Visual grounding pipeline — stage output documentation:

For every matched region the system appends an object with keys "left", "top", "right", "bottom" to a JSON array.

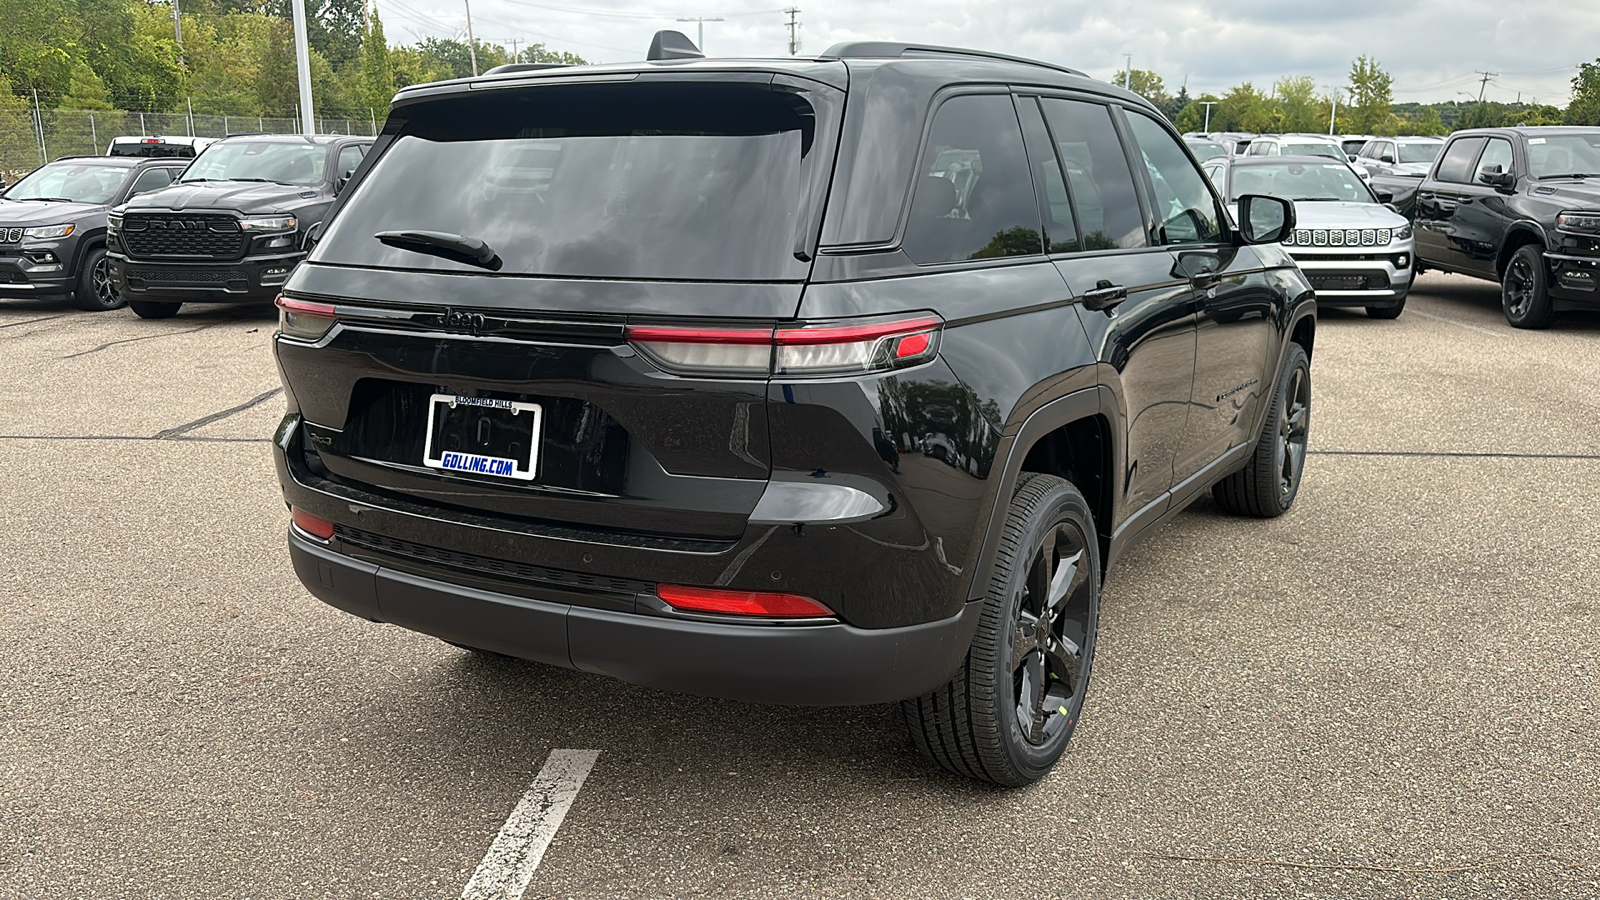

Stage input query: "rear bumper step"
[{"left": 289, "top": 528, "right": 981, "bottom": 706}]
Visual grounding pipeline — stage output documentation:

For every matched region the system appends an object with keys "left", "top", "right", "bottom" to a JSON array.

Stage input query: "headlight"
[
  {"left": 1556, "top": 211, "right": 1600, "bottom": 234},
  {"left": 1394, "top": 224, "right": 1412, "bottom": 241},
  {"left": 239, "top": 215, "right": 297, "bottom": 233},
  {"left": 107, "top": 213, "right": 122, "bottom": 234},
  {"left": 22, "top": 223, "right": 74, "bottom": 239}
]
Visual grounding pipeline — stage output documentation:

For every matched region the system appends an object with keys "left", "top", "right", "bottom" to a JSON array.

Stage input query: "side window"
[
  {"left": 1474, "top": 138, "right": 1514, "bottom": 182},
  {"left": 336, "top": 145, "right": 365, "bottom": 180},
  {"left": 1039, "top": 98, "right": 1147, "bottom": 250},
  {"left": 1124, "top": 112, "right": 1226, "bottom": 245},
  {"left": 902, "top": 94, "right": 1043, "bottom": 265},
  {"left": 126, "top": 167, "right": 173, "bottom": 198},
  {"left": 1015, "top": 97, "right": 1079, "bottom": 253},
  {"left": 1203, "top": 164, "right": 1224, "bottom": 190},
  {"left": 1435, "top": 137, "right": 1486, "bottom": 184},
  {"left": 1381, "top": 142, "right": 1397, "bottom": 162}
]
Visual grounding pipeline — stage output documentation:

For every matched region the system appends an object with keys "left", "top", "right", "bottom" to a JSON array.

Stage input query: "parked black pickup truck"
[
  {"left": 1410, "top": 126, "right": 1600, "bottom": 328},
  {"left": 107, "top": 133, "right": 371, "bottom": 319}
]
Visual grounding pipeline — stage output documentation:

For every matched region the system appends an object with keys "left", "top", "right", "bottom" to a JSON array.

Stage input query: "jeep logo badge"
[{"left": 446, "top": 310, "right": 487, "bottom": 335}]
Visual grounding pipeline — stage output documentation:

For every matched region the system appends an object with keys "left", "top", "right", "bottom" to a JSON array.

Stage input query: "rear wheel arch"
[
  {"left": 1017, "top": 415, "right": 1113, "bottom": 566},
  {"left": 1289, "top": 310, "right": 1315, "bottom": 359}
]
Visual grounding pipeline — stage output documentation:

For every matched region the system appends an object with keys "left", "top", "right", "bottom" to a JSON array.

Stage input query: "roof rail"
[
  {"left": 817, "top": 42, "right": 1085, "bottom": 77},
  {"left": 482, "top": 62, "right": 570, "bottom": 75}
]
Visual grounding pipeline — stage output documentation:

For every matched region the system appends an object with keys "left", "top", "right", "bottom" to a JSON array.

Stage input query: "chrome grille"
[
  {"left": 0, "top": 227, "right": 22, "bottom": 244},
  {"left": 1286, "top": 227, "right": 1395, "bottom": 247},
  {"left": 122, "top": 214, "right": 246, "bottom": 260}
]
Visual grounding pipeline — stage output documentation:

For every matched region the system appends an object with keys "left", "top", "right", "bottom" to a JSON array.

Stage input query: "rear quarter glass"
[{"left": 313, "top": 82, "right": 837, "bottom": 282}]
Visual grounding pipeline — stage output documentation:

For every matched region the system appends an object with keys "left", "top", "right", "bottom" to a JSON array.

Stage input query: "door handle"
[{"left": 1082, "top": 280, "right": 1128, "bottom": 312}]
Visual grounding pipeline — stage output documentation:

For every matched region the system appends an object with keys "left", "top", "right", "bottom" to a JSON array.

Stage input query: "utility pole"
[
  {"left": 784, "top": 7, "right": 801, "bottom": 56},
  {"left": 464, "top": 0, "right": 478, "bottom": 75},
  {"left": 290, "top": 0, "right": 316, "bottom": 135},
  {"left": 510, "top": 38, "right": 519, "bottom": 64},
  {"left": 1329, "top": 90, "right": 1338, "bottom": 135},
  {"left": 676, "top": 16, "right": 724, "bottom": 52},
  {"left": 1124, "top": 54, "right": 1132, "bottom": 90},
  {"left": 1475, "top": 70, "right": 1497, "bottom": 103},
  {"left": 1199, "top": 100, "right": 1216, "bottom": 132},
  {"left": 171, "top": 0, "right": 185, "bottom": 68}
]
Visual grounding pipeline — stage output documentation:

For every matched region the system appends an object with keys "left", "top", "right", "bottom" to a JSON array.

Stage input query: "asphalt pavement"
[{"left": 1, "top": 274, "right": 1597, "bottom": 899}]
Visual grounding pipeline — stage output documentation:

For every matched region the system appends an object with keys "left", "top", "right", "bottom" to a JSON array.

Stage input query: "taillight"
[
  {"left": 624, "top": 314, "right": 941, "bottom": 378},
  {"left": 656, "top": 584, "right": 834, "bottom": 619},
  {"left": 290, "top": 506, "right": 335, "bottom": 540},
  {"left": 275, "top": 294, "right": 337, "bottom": 342}
]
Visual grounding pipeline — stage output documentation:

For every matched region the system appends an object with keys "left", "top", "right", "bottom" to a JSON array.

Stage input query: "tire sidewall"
[
  {"left": 1268, "top": 345, "right": 1311, "bottom": 513},
  {"left": 76, "top": 247, "right": 123, "bottom": 311},
  {"left": 985, "top": 479, "right": 1100, "bottom": 781},
  {"left": 1502, "top": 245, "right": 1548, "bottom": 327}
]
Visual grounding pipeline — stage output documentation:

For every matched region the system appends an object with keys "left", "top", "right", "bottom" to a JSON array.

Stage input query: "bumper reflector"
[
  {"left": 656, "top": 584, "right": 834, "bottom": 619},
  {"left": 290, "top": 506, "right": 335, "bottom": 540}
]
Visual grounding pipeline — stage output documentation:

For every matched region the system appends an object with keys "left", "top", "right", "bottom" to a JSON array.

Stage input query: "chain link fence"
[{"left": 1, "top": 108, "right": 380, "bottom": 181}]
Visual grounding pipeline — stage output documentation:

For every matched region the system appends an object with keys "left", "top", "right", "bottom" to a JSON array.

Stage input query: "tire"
[
  {"left": 129, "top": 300, "right": 181, "bottom": 319},
  {"left": 902, "top": 473, "right": 1100, "bottom": 786},
  {"left": 1212, "top": 343, "right": 1311, "bottom": 518},
  {"left": 1501, "top": 244, "right": 1555, "bottom": 329},
  {"left": 72, "top": 247, "right": 124, "bottom": 311},
  {"left": 1366, "top": 294, "right": 1406, "bottom": 319}
]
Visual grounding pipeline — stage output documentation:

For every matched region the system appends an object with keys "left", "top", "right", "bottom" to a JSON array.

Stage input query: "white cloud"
[{"left": 389, "top": 0, "right": 1594, "bottom": 105}]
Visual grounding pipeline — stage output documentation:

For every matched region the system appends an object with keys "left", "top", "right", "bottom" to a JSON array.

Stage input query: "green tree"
[
  {"left": 1217, "top": 82, "right": 1273, "bottom": 132},
  {"left": 359, "top": 9, "right": 394, "bottom": 113},
  {"left": 1407, "top": 106, "right": 1447, "bottom": 135},
  {"left": 1174, "top": 92, "right": 1220, "bottom": 133},
  {"left": 1346, "top": 56, "right": 1394, "bottom": 133},
  {"left": 1274, "top": 76, "right": 1319, "bottom": 132},
  {"left": 60, "top": 62, "right": 113, "bottom": 109},
  {"left": 1568, "top": 59, "right": 1600, "bottom": 125}
]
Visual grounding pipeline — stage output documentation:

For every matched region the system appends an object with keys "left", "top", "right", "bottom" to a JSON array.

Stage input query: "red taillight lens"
[
  {"left": 275, "top": 294, "right": 337, "bottom": 342},
  {"left": 656, "top": 584, "right": 834, "bottom": 619},
  {"left": 290, "top": 506, "right": 335, "bottom": 540},
  {"left": 624, "top": 314, "right": 940, "bottom": 378}
]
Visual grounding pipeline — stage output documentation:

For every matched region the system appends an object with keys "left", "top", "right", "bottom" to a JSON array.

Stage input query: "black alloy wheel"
[
  {"left": 904, "top": 473, "right": 1100, "bottom": 786},
  {"left": 1213, "top": 343, "right": 1312, "bottom": 517},
  {"left": 1501, "top": 244, "right": 1555, "bottom": 329},
  {"left": 73, "top": 248, "right": 125, "bottom": 311},
  {"left": 129, "top": 300, "right": 181, "bottom": 320}
]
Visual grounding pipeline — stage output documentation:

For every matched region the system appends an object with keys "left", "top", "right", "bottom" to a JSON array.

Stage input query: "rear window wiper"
[{"left": 375, "top": 230, "right": 503, "bottom": 271}]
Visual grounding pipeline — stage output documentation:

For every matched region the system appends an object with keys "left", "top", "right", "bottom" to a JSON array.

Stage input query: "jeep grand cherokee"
[{"left": 272, "top": 35, "right": 1315, "bottom": 785}]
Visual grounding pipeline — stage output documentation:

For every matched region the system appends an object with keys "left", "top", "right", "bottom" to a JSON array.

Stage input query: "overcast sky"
[{"left": 376, "top": 0, "right": 1595, "bottom": 106}]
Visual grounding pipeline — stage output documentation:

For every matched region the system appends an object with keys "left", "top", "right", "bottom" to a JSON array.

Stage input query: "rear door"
[{"left": 1031, "top": 95, "right": 1196, "bottom": 521}]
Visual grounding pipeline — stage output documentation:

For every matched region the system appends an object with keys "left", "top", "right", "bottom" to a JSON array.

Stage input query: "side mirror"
[
  {"left": 1478, "top": 165, "right": 1515, "bottom": 189},
  {"left": 1376, "top": 191, "right": 1395, "bottom": 203},
  {"left": 304, "top": 221, "right": 324, "bottom": 250},
  {"left": 335, "top": 169, "right": 355, "bottom": 193},
  {"left": 1237, "top": 194, "right": 1296, "bottom": 245},
  {"left": 1379, "top": 153, "right": 1395, "bottom": 164}
]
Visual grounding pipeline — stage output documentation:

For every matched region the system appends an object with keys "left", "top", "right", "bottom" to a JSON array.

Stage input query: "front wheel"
[
  {"left": 1213, "top": 343, "right": 1311, "bottom": 517},
  {"left": 129, "top": 300, "right": 181, "bottom": 320},
  {"left": 73, "top": 248, "right": 124, "bottom": 311},
  {"left": 903, "top": 473, "right": 1099, "bottom": 786},
  {"left": 1502, "top": 244, "right": 1554, "bottom": 329}
]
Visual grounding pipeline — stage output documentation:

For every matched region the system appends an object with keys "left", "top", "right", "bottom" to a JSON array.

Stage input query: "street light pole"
[
  {"left": 290, "top": 0, "right": 316, "bottom": 135},
  {"left": 676, "top": 16, "right": 724, "bottom": 52},
  {"left": 1200, "top": 100, "right": 1216, "bottom": 132}
]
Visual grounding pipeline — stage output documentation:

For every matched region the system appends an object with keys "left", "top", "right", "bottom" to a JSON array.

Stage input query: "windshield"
[
  {"left": 1227, "top": 161, "right": 1374, "bottom": 202},
  {"left": 1187, "top": 141, "right": 1228, "bottom": 162},
  {"left": 181, "top": 141, "right": 327, "bottom": 186},
  {"left": 1397, "top": 142, "right": 1442, "bottom": 164},
  {"left": 3, "top": 161, "right": 135, "bottom": 204},
  {"left": 1527, "top": 132, "right": 1600, "bottom": 178},
  {"left": 316, "top": 82, "right": 831, "bottom": 281},
  {"left": 1282, "top": 142, "right": 1345, "bottom": 160}
]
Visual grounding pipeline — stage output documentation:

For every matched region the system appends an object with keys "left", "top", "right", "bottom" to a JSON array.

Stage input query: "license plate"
[
  {"left": 1313, "top": 275, "right": 1367, "bottom": 290},
  {"left": 422, "top": 394, "right": 542, "bottom": 481}
]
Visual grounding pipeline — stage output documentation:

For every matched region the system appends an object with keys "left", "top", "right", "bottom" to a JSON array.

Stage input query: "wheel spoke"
[
  {"left": 1010, "top": 616, "right": 1037, "bottom": 670},
  {"left": 1046, "top": 548, "right": 1082, "bottom": 616},
  {"left": 1016, "top": 652, "right": 1046, "bottom": 743}
]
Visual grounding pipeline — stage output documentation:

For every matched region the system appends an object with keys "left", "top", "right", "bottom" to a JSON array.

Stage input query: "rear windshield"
[
  {"left": 1282, "top": 142, "right": 1344, "bottom": 160},
  {"left": 314, "top": 82, "right": 825, "bottom": 281},
  {"left": 110, "top": 141, "right": 197, "bottom": 158}
]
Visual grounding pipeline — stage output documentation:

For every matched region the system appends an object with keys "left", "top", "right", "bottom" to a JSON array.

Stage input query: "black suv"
[
  {"left": 108, "top": 133, "right": 371, "bottom": 319},
  {"left": 0, "top": 156, "right": 190, "bottom": 310},
  {"left": 273, "top": 37, "right": 1314, "bottom": 785},
  {"left": 1413, "top": 127, "right": 1600, "bottom": 327}
]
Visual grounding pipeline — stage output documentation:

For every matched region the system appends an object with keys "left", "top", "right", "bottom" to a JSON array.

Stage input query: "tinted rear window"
[{"left": 315, "top": 83, "right": 827, "bottom": 281}]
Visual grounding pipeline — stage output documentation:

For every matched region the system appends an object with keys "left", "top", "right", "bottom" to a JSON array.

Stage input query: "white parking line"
[
  {"left": 1408, "top": 309, "right": 1508, "bottom": 338},
  {"left": 462, "top": 749, "right": 601, "bottom": 900}
]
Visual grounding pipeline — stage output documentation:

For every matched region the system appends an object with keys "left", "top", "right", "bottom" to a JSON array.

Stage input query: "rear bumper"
[
  {"left": 288, "top": 527, "right": 981, "bottom": 705},
  {"left": 108, "top": 251, "right": 300, "bottom": 303}
]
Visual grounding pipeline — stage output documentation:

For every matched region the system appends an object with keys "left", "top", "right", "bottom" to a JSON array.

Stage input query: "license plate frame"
[{"left": 421, "top": 393, "right": 543, "bottom": 482}]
